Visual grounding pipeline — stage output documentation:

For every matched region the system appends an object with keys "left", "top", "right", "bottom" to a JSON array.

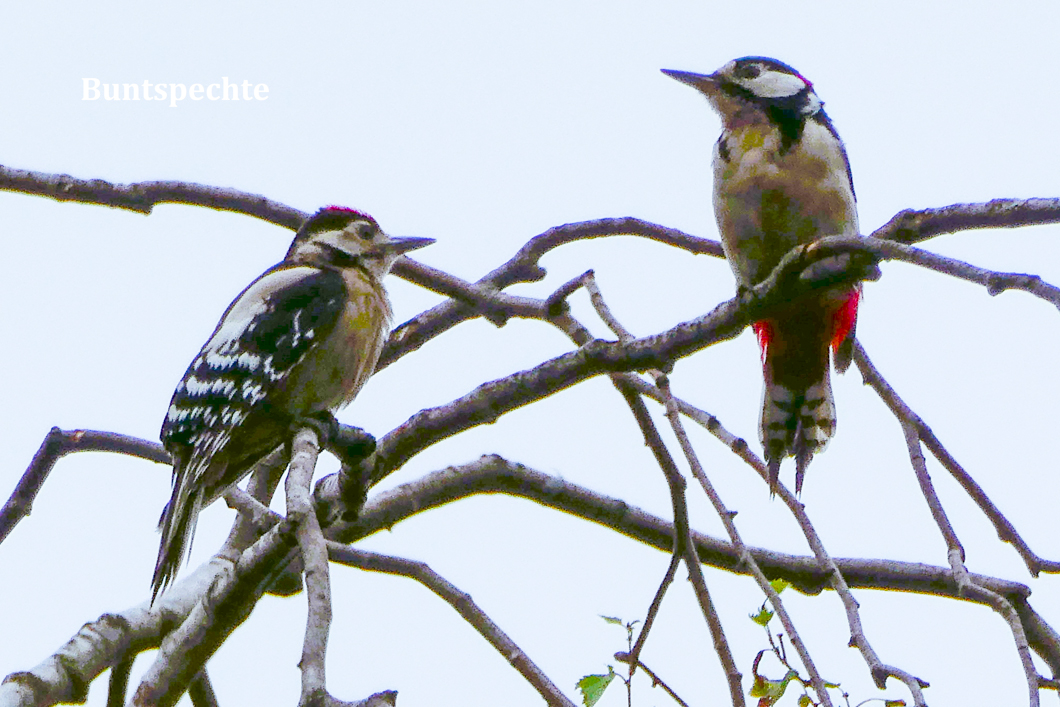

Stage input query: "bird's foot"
[
  {"left": 289, "top": 413, "right": 376, "bottom": 467},
  {"left": 291, "top": 411, "right": 340, "bottom": 450},
  {"left": 329, "top": 424, "right": 377, "bottom": 468}
]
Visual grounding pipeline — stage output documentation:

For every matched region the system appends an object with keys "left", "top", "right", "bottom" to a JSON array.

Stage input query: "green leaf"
[
  {"left": 884, "top": 701, "right": 907, "bottom": 707},
  {"left": 797, "top": 695, "right": 814, "bottom": 707},
  {"left": 577, "top": 671, "right": 616, "bottom": 707},
  {"left": 599, "top": 615, "right": 624, "bottom": 626},
  {"left": 749, "top": 675, "right": 774, "bottom": 699},
  {"left": 769, "top": 579, "right": 792, "bottom": 594},
  {"left": 750, "top": 670, "right": 797, "bottom": 704},
  {"left": 751, "top": 606, "right": 774, "bottom": 626}
]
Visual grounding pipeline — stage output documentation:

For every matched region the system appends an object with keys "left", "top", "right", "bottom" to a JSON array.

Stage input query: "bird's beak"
[
  {"left": 661, "top": 69, "right": 718, "bottom": 92},
  {"left": 385, "top": 236, "right": 436, "bottom": 255}
]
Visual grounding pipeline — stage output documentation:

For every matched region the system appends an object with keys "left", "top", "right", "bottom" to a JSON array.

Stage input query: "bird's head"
[
  {"left": 287, "top": 206, "right": 434, "bottom": 278},
  {"left": 662, "top": 57, "right": 822, "bottom": 126}
]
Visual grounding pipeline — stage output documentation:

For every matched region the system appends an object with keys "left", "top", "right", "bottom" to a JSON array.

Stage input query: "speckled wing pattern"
[{"left": 154, "top": 264, "right": 347, "bottom": 596}]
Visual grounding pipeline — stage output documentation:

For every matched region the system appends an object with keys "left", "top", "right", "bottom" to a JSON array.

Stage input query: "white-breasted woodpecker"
[
  {"left": 663, "top": 57, "right": 861, "bottom": 494},
  {"left": 153, "top": 206, "right": 433, "bottom": 599}
]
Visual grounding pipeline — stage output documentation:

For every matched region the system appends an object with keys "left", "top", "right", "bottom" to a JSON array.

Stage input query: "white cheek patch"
[{"left": 744, "top": 71, "right": 807, "bottom": 98}]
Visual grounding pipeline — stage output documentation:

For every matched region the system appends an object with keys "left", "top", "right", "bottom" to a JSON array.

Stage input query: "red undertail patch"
[
  {"left": 831, "top": 287, "right": 861, "bottom": 352},
  {"left": 752, "top": 320, "right": 773, "bottom": 366}
]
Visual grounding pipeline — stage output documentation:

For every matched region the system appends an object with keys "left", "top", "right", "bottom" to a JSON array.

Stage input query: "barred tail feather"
[
  {"left": 760, "top": 376, "right": 836, "bottom": 494},
  {"left": 152, "top": 469, "right": 203, "bottom": 603}
]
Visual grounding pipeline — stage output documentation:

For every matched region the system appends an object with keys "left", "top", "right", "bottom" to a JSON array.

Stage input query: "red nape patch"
[
  {"left": 831, "top": 287, "right": 861, "bottom": 351},
  {"left": 321, "top": 205, "right": 374, "bottom": 222},
  {"left": 752, "top": 320, "right": 772, "bottom": 366}
]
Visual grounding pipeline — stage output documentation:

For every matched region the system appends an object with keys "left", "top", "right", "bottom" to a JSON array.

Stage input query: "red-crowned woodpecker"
[
  {"left": 663, "top": 57, "right": 861, "bottom": 493},
  {"left": 153, "top": 206, "right": 433, "bottom": 598}
]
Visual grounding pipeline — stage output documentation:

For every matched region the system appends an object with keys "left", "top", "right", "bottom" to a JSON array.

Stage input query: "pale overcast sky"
[{"left": 2, "top": 1, "right": 1059, "bottom": 705}]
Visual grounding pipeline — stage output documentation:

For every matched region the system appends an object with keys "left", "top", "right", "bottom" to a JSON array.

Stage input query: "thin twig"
[
  {"left": 614, "top": 383, "right": 745, "bottom": 706},
  {"left": 551, "top": 272, "right": 685, "bottom": 677},
  {"left": 543, "top": 269, "right": 596, "bottom": 315},
  {"left": 626, "top": 553, "right": 681, "bottom": 672},
  {"left": 656, "top": 375, "right": 832, "bottom": 706},
  {"left": 617, "top": 383, "right": 930, "bottom": 702},
  {"left": 580, "top": 272, "right": 636, "bottom": 342},
  {"left": 901, "top": 424, "right": 965, "bottom": 565},
  {"left": 391, "top": 257, "right": 544, "bottom": 324},
  {"left": 902, "top": 423, "right": 1041, "bottom": 706},
  {"left": 614, "top": 653, "right": 692, "bottom": 707},
  {"left": 854, "top": 341, "right": 1060, "bottom": 575},
  {"left": 326, "top": 545, "right": 576, "bottom": 707}
]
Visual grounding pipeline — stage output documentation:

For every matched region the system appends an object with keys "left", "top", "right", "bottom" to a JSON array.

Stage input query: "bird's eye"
[
  {"left": 359, "top": 224, "right": 378, "bottom": 241},
  {"left": 735, "top": 63, "right": 762, "bottom": 80}
]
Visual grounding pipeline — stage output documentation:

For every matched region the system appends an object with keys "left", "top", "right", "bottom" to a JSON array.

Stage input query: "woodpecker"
[
  {"left": 153, "top": 206, "right": 433, "bottom": 599},
  {"left": 663, "top": 57, "right": 861, "bottom": 494}
]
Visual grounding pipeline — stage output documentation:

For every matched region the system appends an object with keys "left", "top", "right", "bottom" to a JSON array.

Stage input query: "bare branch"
[
  {"left": 132, "top": 527, "right": 299, "bottom": 706},
  {"left": 872, "top": 198, "right": 1060, "bottom": 245},
  {"left": 0, "top": 163, "right": 306, "bottom": 229},
  {"left": 627, "top": 553, "right": 681, "bottom": 672},
  {"left": 380, "top": 217, "right": 722, "bottom": 369},
  {"left": 614, "top": 652, "right": 691, "bottom": 707},
  {"left": 339, "top": 458, "right": 945, "bottom": 702},
  {"left": 614, "top": 381, "right": 746, "bottom": 707},
  {"left": 187, "top": 672, "right": 219, "bottom": 707},
  {"left": 854, "top": 341, "right": 1060, "bottom": 575},
  {"left": 548, "top": 304, "right": 925, "bottom": 705},
  {"left": 1, "top": 428, "right": 169, "bottom": 547},
  {"left": 0, "top": 557, "right": 232, "bottom": 707},
  {"left": 5, "top": 458, "right": 1055, "bottom": 707},
  {"left": 657, "top": 375, "right": 831, "bottom": 706},
  {"left": 901, "top": 424, "right": 965, "bottom": 564},
  {"left": 225, "top": 486, "right": 573, "bottom": 705},
  {"left": 106, "top": 659, "right": 133, "bottom": 707},
  {"left": 390, "top": 257, "right": 544, "bottom": 324},
  {"left": 327, "top": 545, "right": 575, "bottom": 707},
  {"left": 286, "top": 428, "right": 332, "bottom": 706},
  {"left": 902, "top": 422, "right": 1044, "bottom": 705},
  {"left": 347, "top": 295, "right": 750, "bottom": 492}
]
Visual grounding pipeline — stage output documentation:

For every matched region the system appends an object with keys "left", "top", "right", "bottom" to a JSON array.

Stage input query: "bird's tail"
[
  {"left": 753, "top": 315, "right": 837, "bottom": 495},
  {"left": 152, "top": 465, "right": 202, "bottom": 604},
  {"left": 760, "top": 374, "right": 836, "bottom": 494}
]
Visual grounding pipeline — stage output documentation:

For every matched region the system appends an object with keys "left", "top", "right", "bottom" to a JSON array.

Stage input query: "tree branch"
[
  {"left": 327, "top": 545, "right": 576, "bottom": 707},
  {"left": 871, "top": 198, "right": 1060, "bottom": 245},
  {"left": 6, "top": 457, "right": 1056, "bottom": 707},
  {"left": 854, "top": 341, "right": 1060, "bottom": 575},
  {"left": 0, "top": 163, "right": 306, "bottom": 229},
  {"left": 286, "top": 427, "right": 333, "bottom": 706},
  {"left": 1, "top": 428, "right": 170, "bottom": 548}
]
